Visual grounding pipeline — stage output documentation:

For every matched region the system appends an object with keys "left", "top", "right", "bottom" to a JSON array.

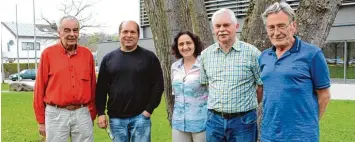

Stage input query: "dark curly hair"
[{"left": 172, "top": 31, "right": 203, "bottom": 59}]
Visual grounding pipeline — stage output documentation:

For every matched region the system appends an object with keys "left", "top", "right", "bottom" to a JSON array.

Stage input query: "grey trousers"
[
  {"left": 172, "top": 129, "right": 206, "bottom": 142},
  {"left": 45, "top": 105, "right": 93, "bottom": 142}
]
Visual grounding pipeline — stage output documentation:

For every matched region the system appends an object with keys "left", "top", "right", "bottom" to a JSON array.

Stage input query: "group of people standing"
[{"left": 33, "top": 2, "right": 331, "bottom": 142}]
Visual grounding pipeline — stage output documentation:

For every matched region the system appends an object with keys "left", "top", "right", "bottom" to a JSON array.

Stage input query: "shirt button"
[
  {"left": 72, "top": 76, "right": 74, "bottom": 78},
  {"left": 72, "top": 86, "right": 74, "bottom": 88}
]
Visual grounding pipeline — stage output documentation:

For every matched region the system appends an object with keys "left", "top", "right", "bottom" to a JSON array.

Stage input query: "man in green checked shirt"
[{"left": 200, "top": 8, "right": 263, "bottom": 142}]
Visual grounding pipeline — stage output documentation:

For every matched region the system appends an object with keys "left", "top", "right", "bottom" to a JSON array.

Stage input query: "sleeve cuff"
[
  {"left": 97, "top": 111, "right": 105, "bottom": 116},
  {"left": 36, "top": 116, "right": 45, "bottom": 124},
  {"left": 316, "top": 83, "right": 331, "bottom": 90},
  {"left": 256, "top": 78, "right": 263, "bottom": 85},
  {"left": 146, "top": 105, "right": 154, "bottom": 114}
]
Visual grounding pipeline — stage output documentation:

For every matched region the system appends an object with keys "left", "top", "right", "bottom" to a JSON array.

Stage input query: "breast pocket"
[
  {"left": 230, "top": 61, "right": 252, "bottom": 81},
  {"left": 80, "top": 71, "right": 92, "bottom": 94}
]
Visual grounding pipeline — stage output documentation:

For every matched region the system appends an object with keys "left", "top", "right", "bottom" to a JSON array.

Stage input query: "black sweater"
[{"left": 95, "top": 46, "right": 164, "bottom": 118}]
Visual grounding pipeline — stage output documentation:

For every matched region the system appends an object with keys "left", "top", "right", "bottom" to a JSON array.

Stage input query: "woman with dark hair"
[{"left": 171, "top": 31, "right": 208, "bottom": 142}]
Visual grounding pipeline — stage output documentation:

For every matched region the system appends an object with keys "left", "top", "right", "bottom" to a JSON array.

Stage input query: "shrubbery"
[{"left": 3, "top": 63, "right": 37, "bottom": 78}]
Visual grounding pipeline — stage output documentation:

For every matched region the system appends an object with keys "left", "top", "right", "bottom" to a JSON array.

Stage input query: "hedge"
[{"left": 3, "top": 63, "right": 37, "bottom": 78}]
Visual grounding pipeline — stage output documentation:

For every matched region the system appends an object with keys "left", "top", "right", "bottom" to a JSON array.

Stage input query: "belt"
[
  {"left": 47, "top": 104, "right": 87, "bottom": 111},
  {"left": 209, "top": 109, "right": 254, "bottom": 119}
]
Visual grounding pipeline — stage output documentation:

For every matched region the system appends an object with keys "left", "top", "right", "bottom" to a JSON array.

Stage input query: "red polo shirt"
[{"left": 33, "top": 43, "right": 97, "bottom": 124}]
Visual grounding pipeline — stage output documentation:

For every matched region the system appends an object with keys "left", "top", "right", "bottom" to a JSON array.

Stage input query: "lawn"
[
  {"left": 2, "top": 83, "right": 355, "bottom": 142},
  {"left": 328, "top": 65, "right": 355, "bottom": 79},
  {"left": 1, "top": 83, "right": 9, "bottom": 91},
  {"left": 1, "top": 84, "right": 171, "bottom": 142}
]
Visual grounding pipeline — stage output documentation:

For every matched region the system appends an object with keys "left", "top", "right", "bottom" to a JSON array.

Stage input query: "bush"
[{"left": 3, "top": 63, "right": 37, "bottom": 78}]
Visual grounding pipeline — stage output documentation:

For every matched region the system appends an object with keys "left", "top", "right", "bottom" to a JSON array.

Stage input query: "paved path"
[{"left": 329, "top": 84, "right": 355, "bottom": 100}]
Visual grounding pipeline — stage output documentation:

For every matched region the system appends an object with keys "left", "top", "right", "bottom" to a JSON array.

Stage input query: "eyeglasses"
[
  {"left": 266, "top": 22, "right": 292, "bottom": 33},
  {"left": 105, "top": 127, "right": 115, "bottom": 140}
]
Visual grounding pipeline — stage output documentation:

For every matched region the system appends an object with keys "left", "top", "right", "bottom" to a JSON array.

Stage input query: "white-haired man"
[
  {"left": 200, "top": 8, "right": 263, "bottom": 142},
  {"left": 259, "top": 2, "right": 331, "bottom": 141},
  {"left": 33, "top": 15, "right": 96, "bottom": 142}
]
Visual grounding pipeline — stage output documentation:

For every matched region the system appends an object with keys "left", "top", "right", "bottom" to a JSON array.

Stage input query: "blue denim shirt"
[
  {"left": 259, "top": 36, "right": 330, "bottom": 141},
  {"left": 171, "top": 56, "right": 208, "bottom": 132}
]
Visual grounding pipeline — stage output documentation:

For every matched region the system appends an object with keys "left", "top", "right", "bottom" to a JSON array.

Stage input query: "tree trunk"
[
  {"left": 241, "top": 0, "right": 279, "bottom": 51},
  {"left": 241, "top": 0, "right": 341, "bottom": 141},
  {"left": 166, "top": 0, "right": 193, "bottom": 37},
  {"left": 188, "top": 0, "right": 214, "bottom": 48},
  {"left": 335, "top": 43, "right": 338, "bottom": 59},
  {"left": 143, "top": 0, "right": 174, "bottom": 126},
  {"left": 296, "top": 0, "right": 342, "bottom": 48},
  {"left": 240, "top": 0, "right": 280, "bottom": 140},
  {"left": 346, "top": 43, "right": 350, "bottom": 69},
  {"left": 143, "top": 0, "right": 201, "bottom": 126}
]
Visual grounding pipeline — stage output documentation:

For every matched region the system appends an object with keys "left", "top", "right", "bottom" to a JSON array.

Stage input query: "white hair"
[
  {"left": 57, "top": 15, "right": 80, "bottom": 31},
  {"left": 211, "top": 8, "right": 238, "bottom": 25},
  {"left": 261, "top": 2, "right": 296, "bottom": 25}
]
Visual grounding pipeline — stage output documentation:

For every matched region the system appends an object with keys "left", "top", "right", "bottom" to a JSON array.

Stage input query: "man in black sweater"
[{"left": 95, "top": 21, "right": 164, "bottom": 142}]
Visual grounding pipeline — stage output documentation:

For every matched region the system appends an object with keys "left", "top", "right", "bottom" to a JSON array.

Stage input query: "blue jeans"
[
  {"left": 109, "top": 114, "right": 151, "bottom": 142},
  {"left": 206, "top": 109, "right": 257, "bottom": 142}
]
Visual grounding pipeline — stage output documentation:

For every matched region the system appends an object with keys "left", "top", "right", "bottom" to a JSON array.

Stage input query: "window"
[{"left": 22, "top": 42, "right": 40, "bottom": 50}]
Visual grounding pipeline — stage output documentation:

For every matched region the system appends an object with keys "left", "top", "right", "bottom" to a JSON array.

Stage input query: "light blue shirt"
[{"left": 171, "top": 56, "right": 208, "bottom": 132}]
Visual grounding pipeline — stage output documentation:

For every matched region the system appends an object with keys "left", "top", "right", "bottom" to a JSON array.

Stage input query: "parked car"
[
  {"left": 326, "top": 58, "right": 337, "bottom": 64},
  {"left": 9, "top": 69, "right": 36, "bottom": 81},
  {"left": 326, "top": 58, "right": 344, "bottom": 64},
  {"left": 349, "top": 59, "right": 355, "bottom": 65}
]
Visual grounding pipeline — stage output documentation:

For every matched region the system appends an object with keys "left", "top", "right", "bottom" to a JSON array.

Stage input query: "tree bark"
[
  {"left": 296, "top": 0, "right": 342, "bottom": 48},
  {"left": 241, "top": 0, "right": 279, "bottom": 51},
  {"left": 166, "top": 0, "right": 193, "bottom": 37},
  {"left": 240, "top": 0, "right": 279, "bottom": 140},
  {"left": 143, "top": 0, "right": 200, "bottom": 126},
  {"left": 188, "top": 0, "right": 214, "bottom": 48},
  {"left": 143, "top": 0, "right": 174, "bottom": 126}
]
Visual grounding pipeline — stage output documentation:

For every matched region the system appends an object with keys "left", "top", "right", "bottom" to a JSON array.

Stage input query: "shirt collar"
[
  {"left": 214, "top": 38, "right": 241, "bottom": 52},
  {"left": 270, "top": 36, "right": 300, "bottom": 54},
  {"left": 58, "top": 41, "right": 78, "bottom": 55},
  {"left": 176, "top": 55, "right": 201, "bottom": 69}
]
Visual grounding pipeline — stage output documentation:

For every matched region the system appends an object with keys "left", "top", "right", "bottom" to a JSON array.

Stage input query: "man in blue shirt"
[{"left": 259, "top": 2, "right": 331, "bottom": 142}]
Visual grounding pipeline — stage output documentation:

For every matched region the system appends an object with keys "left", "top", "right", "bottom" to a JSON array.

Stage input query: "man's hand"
[
  {"left": 38, "top": 124, "right": 46, "bottom": 137},
  {"left": 142, "top": 110, "right": 151, "bottom": 118},
  {"left": 97, "top": 115, "right": 108, "bottom": 129}
]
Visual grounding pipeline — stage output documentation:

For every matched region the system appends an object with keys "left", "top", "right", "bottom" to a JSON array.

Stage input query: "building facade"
[{"left": 1, "top": 22, "right": 57, "bottom": 63}]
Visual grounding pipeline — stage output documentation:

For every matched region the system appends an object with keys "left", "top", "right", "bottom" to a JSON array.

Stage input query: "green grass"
[
  {"left": 328, "top": 65, "right": 355, "bottom": 79},
  {"left": 1, "top": 90, "right": 171, "bottom": 142},
  {"left": 2, "top": 83, "right": 9, "bottom": 91},
  {"left": 1, "top": 83, "right": 354, "bottom": 142},
  {"left": 320, "top": 100, "right": 355, "bottom": 142}
]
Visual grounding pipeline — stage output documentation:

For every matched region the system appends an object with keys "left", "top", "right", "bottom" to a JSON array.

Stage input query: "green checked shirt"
[{"left": 200, "top": 38, "right": 262, "bottom": 113}]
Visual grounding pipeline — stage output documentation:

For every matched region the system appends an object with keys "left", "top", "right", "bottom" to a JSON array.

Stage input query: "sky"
[{"left": 0, "top": 0, "right": 140, "bottom": 35}]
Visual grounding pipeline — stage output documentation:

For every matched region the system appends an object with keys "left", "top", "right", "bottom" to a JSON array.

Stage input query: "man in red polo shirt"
[{"left": 33, "top": 15, "right": 96, "bottom": 142}]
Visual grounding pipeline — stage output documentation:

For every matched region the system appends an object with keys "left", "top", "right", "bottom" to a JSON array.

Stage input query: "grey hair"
[
  {"left": 57, "top": 15, "right": 80, "bottom": 31},
  {"left": 211, "top": 8, "right": 238, "bottom": 25},
  {"left": 261, "top": 2, "right": 296, "bottom": 25}
]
